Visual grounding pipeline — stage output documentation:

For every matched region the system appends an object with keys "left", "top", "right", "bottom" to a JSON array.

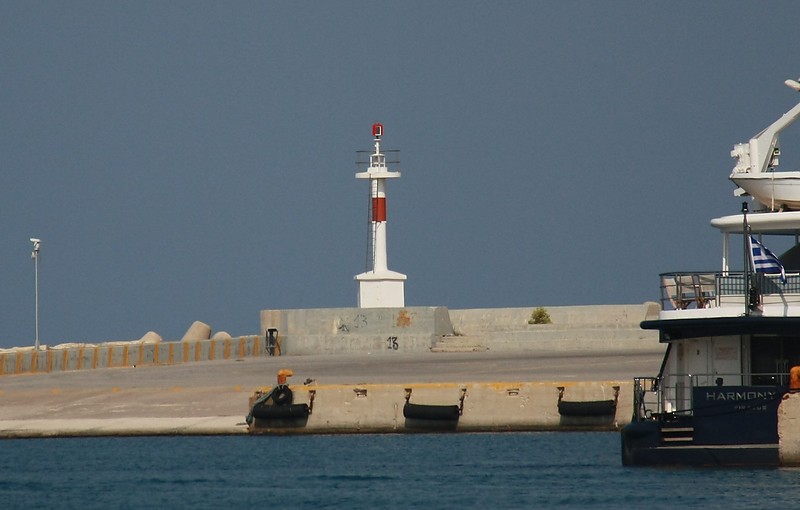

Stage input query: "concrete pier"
[
  {"left": 0, "top": 348, "right": 663, "bottom": 438},
  {"left": 0, "top": 304, "right": 664, "bottom": 438},
  {"left": 248, "top": 380, "right": 629, "bottom": 434}
]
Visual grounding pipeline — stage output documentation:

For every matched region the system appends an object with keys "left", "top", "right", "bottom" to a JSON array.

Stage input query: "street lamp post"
[{"left": 30, "top": 238, "right": 41, "bottom": 350}]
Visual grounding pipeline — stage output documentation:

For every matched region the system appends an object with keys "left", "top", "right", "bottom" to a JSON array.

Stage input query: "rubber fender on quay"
[
  {"left": 557, "top": 399, "right": 616, "bottom": 417},
  {"left": 251, "top": 403, "right": 310, "bottom": 420},
  {"left": 403, "top": 403, "right": 460, "bottom": 421}
]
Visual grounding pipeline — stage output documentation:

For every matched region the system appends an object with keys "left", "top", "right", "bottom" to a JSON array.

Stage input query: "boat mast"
[{"left": 743, "top": 201, "right": 751, "bottom": 316}]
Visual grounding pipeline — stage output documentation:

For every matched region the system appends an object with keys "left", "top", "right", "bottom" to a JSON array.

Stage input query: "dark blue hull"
[
  {"left": 621, "top": 421, "right": 779, "bottom": 467},
  {"left": 621, "top": 385, "right": 787, "bottom": 467}
]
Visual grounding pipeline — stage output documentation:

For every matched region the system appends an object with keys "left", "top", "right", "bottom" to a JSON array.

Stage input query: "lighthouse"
[{"left": 354, "top": 123, "right": 407, "bottom": 308}]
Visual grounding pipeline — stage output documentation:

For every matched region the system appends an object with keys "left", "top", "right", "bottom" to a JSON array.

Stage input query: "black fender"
[
  {"left": 251, "top": 403, "right": 310, "bottom": 420},
  {"left": 403, "top": 403, "right": 460, "bottom": 421}
]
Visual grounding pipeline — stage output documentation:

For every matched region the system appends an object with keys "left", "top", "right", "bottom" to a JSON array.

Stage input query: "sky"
[{"left": 2, "top": 2, "right": 800, "bottom": 348}]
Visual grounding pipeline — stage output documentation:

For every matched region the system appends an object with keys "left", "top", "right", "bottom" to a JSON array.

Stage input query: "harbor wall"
[
  {"left": 0, "top": 303, "right": 661, "bottom": 377},
  {"left": 0, "top": 379, "right": 633, "bottom": 438},
  {"left": 449, "top": 304, "right": 658, "bottom": 332},
  {"left": 0, "top": 335, "right": 266, "bottom": 376},
  {"left": 249, "top": 379, "right": 631, "bottom": 434},
  {"left": 261, "top": 303, "right": 661, "bottom": 356},
  {"left": 260, "top": 306, "right": 455, "bottom": 355}
]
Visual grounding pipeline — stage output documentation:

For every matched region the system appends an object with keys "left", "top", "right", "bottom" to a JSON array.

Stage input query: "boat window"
[{"left": 750, "top": 335, "right": 800, "bottom": 385}]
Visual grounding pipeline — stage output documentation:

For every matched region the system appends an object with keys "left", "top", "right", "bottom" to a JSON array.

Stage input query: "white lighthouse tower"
[{"left": 355, "top": 123, "right": 406, "bottom": 308}]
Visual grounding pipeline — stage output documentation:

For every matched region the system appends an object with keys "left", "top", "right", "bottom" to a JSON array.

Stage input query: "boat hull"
[
  {"left": 621, "top": 422, "right": 779, "bottom": 467},
  {"left": 730, "top": 171, "right": 800, "bottom": 210},
  {"left": 621, "top": 382, "right": 786, "bottom": 467},
  {"left": 623, "top": 443, "right": 779, "bottom": 466}
]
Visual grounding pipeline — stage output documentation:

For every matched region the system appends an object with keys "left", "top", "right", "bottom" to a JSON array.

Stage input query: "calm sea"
[{"left": 2, "top": 432, "right": 800, "bottom": 509}]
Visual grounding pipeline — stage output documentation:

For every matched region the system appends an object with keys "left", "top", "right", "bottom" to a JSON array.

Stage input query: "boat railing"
[
  {"left": 659, "top": 271, "right": 800, "bottom": 310},
  {"left": 356, "top": 149, "right": 400, "bottom": 171},
  {"left": 633, "top": 372, "right": 787, "bottom": 422},
  {"left": 632, "top": 377, "right": 661, "bottom": 421}
]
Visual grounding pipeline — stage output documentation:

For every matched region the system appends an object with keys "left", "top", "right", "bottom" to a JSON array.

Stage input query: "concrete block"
[
  {"left": 96, "top": 346, "right": 110, "bottom": 369},
  {"left": 221, "top": 337, "right": 232, "bottom": 360},
  {"left": 10, "top": 349, "right": 30, "bottom": 374},
  {"left": 443, "top": 328, "right": 661, "bottom": 354},
  {"left": 461, "top": 383, "right": 558, "bottom": 429},
  {"left": 194, "top": 340, "right": 210, "bottom": 361},
  {"left": 182, "top": 321, "right": 212, "bottom": 341},
  {"left": 155, "top": 343, "right": 171, "bottom": 364},
  {"left": 260, "top": 307, "right": 452, "bottom": 355},
  {"left": 260, "top": 307, "right": 453, "bottom": 337},
  {"left": 63, "top": 348, "right": 80, "bottom": 371},
  {"left": 279, "top": 333, "right": 439, "bottom": 356},
  {"left": 449, "top": 304, "right": 652, "bottom": 333},
  {"left": 126, "top": 344, "right": 140, "bottom": 367},
  {"left": 32, "top": 350, "right": 49, "bottom": 373},
  {"left": 179, "top": 341, "right": 193, "bottom": 363},
  {"left": 251, "top": 335, "right": 266, "bottom": 357},
  {"left": 48, "top": 350, "right": 61, "bottom": 372},
  {"left": 48, "top": 349, "right": 60, "bottom": 372},
  {"left": 430, "top": 335, "right": 489, "bottom": 352},
  {"left": 1, "top": 353, "right": 12, "bottom": 375},
  {"left": 139, "top": 343, "right": 156, "bottom": 365},
  {"left": 140, "top": 331, "right": 162, "bottom": 343},
  {"left": 77, "top": 347, "right": 92, "bottom": 370},
  {"left": 235, "top": 336, "right": 255, "bottom": 358},
  {"left": 107, "top": 345, "right": 123, "bottom": 368},
  {"left": 208, "top": 338, "right": 221, "bottom": 360},
  {"left": 779, "top": 392, "right": 800, "bottom": 466}
]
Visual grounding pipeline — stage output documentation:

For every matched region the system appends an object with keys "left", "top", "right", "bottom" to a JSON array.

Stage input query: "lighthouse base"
[{"left": 355, "top": 270, "right": 407, "bottom": 308}]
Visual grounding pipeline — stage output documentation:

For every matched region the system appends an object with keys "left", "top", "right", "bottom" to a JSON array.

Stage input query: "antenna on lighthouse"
[{"left": 354, "top": 123, "right": 407, "bottom": 308}]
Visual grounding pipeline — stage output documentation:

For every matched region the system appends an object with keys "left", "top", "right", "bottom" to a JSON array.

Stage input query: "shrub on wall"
[{"left": 528, "top": 307, "right": 552, "bottom": 325}]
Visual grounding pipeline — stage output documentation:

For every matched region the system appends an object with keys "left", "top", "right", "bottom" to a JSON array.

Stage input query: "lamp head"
[{"left": 785, "top": 78, "right": 800, "bottom": 92}]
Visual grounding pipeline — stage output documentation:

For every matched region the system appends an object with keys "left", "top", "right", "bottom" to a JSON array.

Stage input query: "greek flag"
[{"left": 749, "top": 236, "right": 786, "bottom": 283}]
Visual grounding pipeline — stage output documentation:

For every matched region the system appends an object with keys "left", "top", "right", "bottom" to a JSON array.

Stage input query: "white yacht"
[{"left": 622, "top": 80, "right": 800, "bottom": 467}]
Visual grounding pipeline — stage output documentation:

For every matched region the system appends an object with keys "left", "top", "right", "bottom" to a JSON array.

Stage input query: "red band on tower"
[{"left": 372, "top": 197, "right": 386, "bottom": 222}]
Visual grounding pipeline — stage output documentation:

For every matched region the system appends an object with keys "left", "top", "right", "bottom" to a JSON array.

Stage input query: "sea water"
[{"left": 2, "top": 432, "right": 800, "bottom": 509}]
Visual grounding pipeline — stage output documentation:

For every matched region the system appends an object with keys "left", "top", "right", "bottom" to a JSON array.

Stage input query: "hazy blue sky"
[{"left": 3, "top": 2, "right": 800, "bottom": 348}]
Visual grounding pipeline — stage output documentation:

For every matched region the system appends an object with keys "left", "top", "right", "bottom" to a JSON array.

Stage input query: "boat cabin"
[{"left": 633, "top": 210, "right": 800, "bottom": 446}]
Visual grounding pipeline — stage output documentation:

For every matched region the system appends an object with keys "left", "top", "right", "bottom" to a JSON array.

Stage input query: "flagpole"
[{"left": 742, "top": 202, "right": 750, "bottom": 317}]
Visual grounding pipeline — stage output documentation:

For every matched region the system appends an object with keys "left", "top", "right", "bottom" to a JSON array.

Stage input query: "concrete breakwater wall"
[
  {"left": 449, "top": 304, "right": 659, "bottom": 332},
  {"left": 249, "top": 379, "right": 632, "bottom": 434},
  {"left": 0, "top": 335, "right": 266, "bottom": 376},
  {"left": 261, "top": 303, "right": 660, "bottom": 355},
  {"left": 1, "top": 303, "right": 661, "bottom": 376},
  {"left": 260, "top": 306, "right": 454, "bottom": 355}
]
